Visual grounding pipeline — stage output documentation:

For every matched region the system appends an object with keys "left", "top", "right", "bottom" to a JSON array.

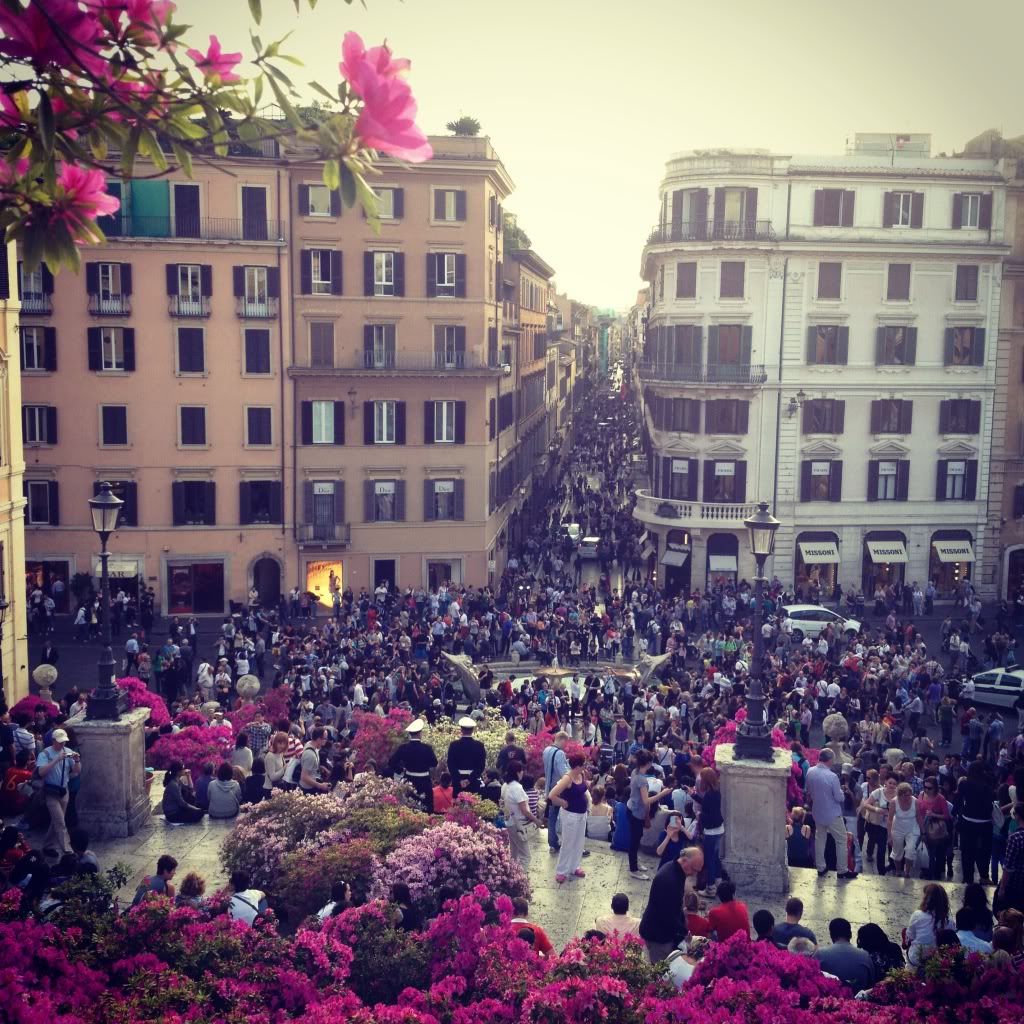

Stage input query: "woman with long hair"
[
  {"left": 904, "top": 882, "right": 950, "bottom": 966},
  {"left": 690, "top": 767, "right": 724, "bottom": 893}
]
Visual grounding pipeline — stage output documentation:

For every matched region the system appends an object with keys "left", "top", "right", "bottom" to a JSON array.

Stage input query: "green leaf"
[
  {"left": 266, "top": 75, "right": 300, "bottom": 125},
  {"left": 264, "top": 63, "right": 295, "bottom": 90},
  {"left": 37, "top": 91, "right": 55, "bottom": 155},
  {"left": 355, "top": 172, "right": 380, "bottom": 232},
  {"left": 322, "top": 159, "right": 340, "bottom": 191},
  {"left": 170, "top": 140, "right": 193, "bottom": 178},
  {"left": 249, "top": 0, "right": 262, "bottom": 22},
  {"left": 121, "top": 126, "right": 141, "bottom": 176},
  {"left": 137, "top": 127, "right": 168, "bottom": 171},
  {"left": 89, "top": 129, "right": 108, "bottom": 162},
  {"left": 309, "top": 81, "right": 336, "bottom": 103},
  {"left": 339, "top": 161, "right": 356, "bottom": 207}
]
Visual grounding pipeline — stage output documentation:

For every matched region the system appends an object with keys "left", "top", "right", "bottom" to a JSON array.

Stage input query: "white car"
[
  {"left": 559, "top": 522, "right": 582, "bottom": 544},
  {"left": 578, "top": 536, "right": 601, "bottom": 559},
  {"left": 968, "top": 667, "right": 1024, "bottom": 709},
  {"left": 781, "top": 605, "right": 861, "bottom": 642}
]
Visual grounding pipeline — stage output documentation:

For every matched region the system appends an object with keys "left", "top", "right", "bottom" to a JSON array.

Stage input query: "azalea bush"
[
  {"left": 425, "top": 710, "right": 527, "bottom": 771},
  {"left": 172, "top": 708, "right": 208, "bottom": 728},
  {"left": 524, "top": 731, "right": 595, "bottom": 778},
  {"left": 8, "top": 694, "right": 60, "bottom": 720},
  {"left": 146, "top": 723, "right": 234, "bottom": 782},
  {"left": 349, "top": 708, "right": 411, "bottom": 770},
  {"left": 117, "top": 675, "right": 171, "bottom": 727},
  {"left": 341, "top": 803, "right": 431, "bottom": 852},
  {"left": 443, "top": 792, "right": 500, "bottom": 829},
  {"left": 371, "top": 821, "right": 530, "bottom": 917},
  {"left": 333, "top": 773, "right": 419, "bottom": 813},
  {"left": 274, "top": 836, "right": 380, "bottom": 922}
]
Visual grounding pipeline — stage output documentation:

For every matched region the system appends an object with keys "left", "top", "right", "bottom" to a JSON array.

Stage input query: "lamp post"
[
  {"left": 87, "top": 481, "right": 125, "bottom": 721},
  {"left": 734, "top": 500, "right": 780, "bottom": 760}
]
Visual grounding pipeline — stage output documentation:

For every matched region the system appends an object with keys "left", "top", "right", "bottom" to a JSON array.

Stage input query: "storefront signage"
[
  {"left": 811, "top": 463, "right": 831, "bottom": 476},
  {"left": 671, "top": 459, "right": 689, "bottom": 474},
  {"left": 866, "top": 540, "right": 908, "bottom": 564},
  {"left": 798, "top": 542, "right": 839, "bottom": 564},
  {"left": 714, "top": 463, "right": 735, "bottom": 476},
  {"left": 932, "top": 540, "right": 975, "bottom": 563}
]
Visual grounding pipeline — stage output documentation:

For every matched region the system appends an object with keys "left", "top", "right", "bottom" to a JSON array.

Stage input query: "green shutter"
[{"left": 129, "top": 179, "right": 170, "bottom": 237}]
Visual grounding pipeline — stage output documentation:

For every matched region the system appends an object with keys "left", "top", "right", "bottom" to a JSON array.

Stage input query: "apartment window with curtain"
[
  {"left": 374, "top": 400, "right": 396, "bottom": 444},
  {"left": 309, "top": 322, "right": 335, "bottom": 368},
  {"left": 434, "top": 400, "right": 456, "bottom": 443},
  {"left": 311, "top": 400, "right": 336, "bottom": 444}
]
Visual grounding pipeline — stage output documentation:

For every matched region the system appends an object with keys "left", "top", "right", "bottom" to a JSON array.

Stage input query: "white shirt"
[{"left": 502, "top": 780, "right": 530, "bottom": 823}]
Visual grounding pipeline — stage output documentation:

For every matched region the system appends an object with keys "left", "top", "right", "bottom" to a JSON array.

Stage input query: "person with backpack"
[
  {"left": 296, "top": 727, "right": 331, "bottom": 794},
  {"left": 132, "top": 855, "right": 177, "bottom": 906}
]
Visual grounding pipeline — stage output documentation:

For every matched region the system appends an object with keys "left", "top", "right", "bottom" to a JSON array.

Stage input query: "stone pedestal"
[
  {"left": 67, "top": 707, "right": 151, "bottom": 838},
  {"left": 716, "top": 743, "right": 790, "bottom": 892}
]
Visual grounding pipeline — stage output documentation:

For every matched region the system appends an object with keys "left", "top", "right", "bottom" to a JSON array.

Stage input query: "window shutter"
[
  {"left": 165, "top": 264, "right": 178, "bottom": 295},
  {"left": 829, "top": 462, "right": 843, "bottom": 502},
  {"left": 87, "top": 326, "right": 108, "bottom": 372},
  {"left": 364, "top": 480, "right": 374, "bottom": 522},
  {"left": 734, "top": 462, "right": 747, "bottom": 503},
  {"left": 875, "top": 327, "right": 885, "bottom": 365},
  {"left": 455, "top": 254, "right": 467, "bottom": 297},
  {"left": 971, "top": 328, "right": 986, "bottom": 366},
  {"left": 47, "top": 481, "right": 59, "bottom": 525},
  {"left": 203, "top": 482, "right": 216, "bottom": 525},
  {"left": 333, "top": 401, "right": 345, "bottom": 445},
  {"left": 938, "top": 400, "right": 950, "bottom": 433},
  {"left": 239, "top": 482, "right": 252, "bottom": 525},
  {"left": 297, "top": 184, "right": 310, "bottom": 215},
  {"left": 806, "top": 326, "right": 817, "bottom": 364},
  {"left": 833, "top": 400, "right": 845, "bottom": 434},
  {"left": 330, "top": 251, "right": 343, "bottom": 295},
  {"left": 835, "top": 326, "right": 849, "bottom": 364},
  {"left": 687, "top": 459, "right": 699, "bottom": 500},
  {"left": 172, "top": 481, "right": 185, "bottom": 524},
  {"left": 123, "top": 482, "right": 138, "bottom": 526},
  {"left": 712, "top": 187, "right": 725, "bottom": 229},
  {"left": 434, "top": 190, "right": 445, "bottom": 221},
  {"left": 882, "top": 192, "right": 895, "bottom": 228},
  {"left": 123, "top": 328, "right": 135, "bottom": 371},
  {"left": 866, "top": 461, "right": 879, "bottom": 501},
  {"left": 454, "top": 325, "right": 466, "bottom": 357},
  {"left": 943, "top": 327, "right": 955, "bottom": 365},
  {"left": 935, "top": 461, "right": 948, "bottom": 501},
  {"left": 800, "top": 461, "right": 812, "bottom": 501},
  {"left": 869, "top": 401, "right": 881, "bottom": 434},
  {"left": 670, "top": 190, "right": 683, "bottom": 235},
  {"left": 363, "top": 402, "right": 374, "bottom": 445},
  {"left": 41, "top": 264, "right": 54, "bottom": 294},
  {"left": 300, "top": 401, "right": 313, "bottom": 445},
  {"left": 423, "top": 401, "right": 435, "bottom": 444},
  {"left": 658, "top": 456, "right": 670, "bottom": 498},
  {"left": 813, "top": 189, "right": 825, "bottom": 225},
  {"left": 904, "top": 327, "right": 917, "bottom": 365},
  {"left": 424, "top": 480, "right": 435, "bottom": 521},
  {"left": 702, "top": 461, "right": 714, "bottom": 501},
  {"left": 801, "top": 402, "right": 812, "bottom": 434},
  {"left": 200, "top": 265, "right": 213, "bottom": 297},
  {"left": 266, "top": 267, "right": 280, "bottom": 298},
  {"left": 687, "top": 400, "right": 701, "bottom": 433},
  {"left": 744, "top": 187, "right": 758, "bottom": 227},
  {"left": 952, "top": 193, "right": 963, "bottom": 229},
  {"left": 395, "top": 401, "right": 406, "bottom": 445},
  {"left": 303, "top": 481, "right": 315, "bottom": 522},
  {"left": 737, "top": 400, "right": 749, "bottom": 434},
  {"left": 706, "top": 324, "right": 719, "bottom": 365},
  {"left": 455, "top": 191, "right": 467, "bottom": 221},
  {"left": 967, "top": 401, "right": 981, "bottom": 433},
  {"left": 899, "top": 400, "right": 913, "bottom": 433},
  {"left": 739, "top": 325, "right": 752, "bottom": 365},
  {"left": 703, "top": 401, "right": 716, "bottom": 434},
  {"left": 454, "top": 479, "right": 465, "bottom": 521},
  {"left": 841, "top": 191, "right": 855, "bottom": 226},
  {"left": 910, "top": 192, "right": 924, "bottom": 228},
  {"left": 85, "top": 262, "right": 99, "bottom": 293},
  {"left": 454, "top": 401, "right": 466, "bottom": 444},
  {"left": 965, "top": 460, "right": 978, "bottom": 500},
  {"left": 693, "top": 188, "right": 708, "bottom": 230},
  {"left": 42, "top": 327, "right": 57, "bottom": 371},
  {"left": 425, "top": 253, "right": 437, "bottom": 298},
  {"left": 393, "top": 253, "right": 405, "bottom": 297},
  {"left": 489, "top": 397, "right": 496, "bottom": 440},
  {"left": 233, "top": 266, "right": 245, "bottom": 296},
  {"left": 46, "top": 406, "right": 58, "bottom": 444},
  {"left": 330, "top": 189, "right": 341, "bottom": 217},
  {"left": 895, "top": 461, "right": 909, "bottom": 501},
  {"left": 333, "top": 481, "right": 345, "bottom": 524},
  {"left": 300, "top": 250, "right": 312, "bottom": 294},
  {"left": 363, "top": 251, "right": 374, "bottom": 296},
  {"left": 393, "top": 188, "right": 404, "bottom": 218},
  {"left": 394, "top": 479, "right": 406, "bottom": 520},
  {"left": 979, "top": 193, "right": 993, "bottom": 230}
]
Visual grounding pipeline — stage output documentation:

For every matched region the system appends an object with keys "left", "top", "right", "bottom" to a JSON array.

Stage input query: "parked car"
[
  {"left": 578, "top": 536, "right": 601, "bottom": 559},
  {"left": 559, "top": 522, "right": 582, "bottom": 544},
  {"left": 781, "top": 604, "right": 861, "bottom": 642},
  {"left": 967, "top": 667, "right": 1024, "bottom": 709}
]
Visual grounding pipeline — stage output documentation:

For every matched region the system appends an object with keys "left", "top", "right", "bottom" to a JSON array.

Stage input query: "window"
[
  {"left": 374, "top": 400, "right": 396, "bottom": 444},
  {"left": 244, "top": 328, "right": 271, "bottom": 374},
  {"left": 891, "top": 192, "right": 914, "bottom": 227},
  {"left": 378, "top": 187, "right": 400, "bottom": 220},
  {"left": 306, "top": 184, "right": 332, "bottom": 217},
  {"left": 179, "top": 406, "right": 207, "bottom": 446},
  {"left": 309, "top": 322, "right": 335, "bottom": 368},
  {"left": 1013, "top": 484, "right": 1024, "bottom": 519},
  {"left": 434, "top": 400, "right": 456, "bottom": 443},
  {"left": 705, "top": 399, "right": 748, "bottom": 434},
  {"left": 876, "top": 460, "right": 898, "bottom": 500},
  {"left": 817, "top": 262, "right": 842, "bottom": 300},
  {"left": 241, "top": 480, "right": 281, "bottom": 524},
  {"left": 23, "top": 405, "right": 55, "bottom": 444},
  {"left": 936, "top": 460, "right": 978, "bottom": 501},
  {"left": 657, "top": 266, "right": 664, "bottom": 301},
  {"left": 101, "top": 327, "right": 125, "bottom": 371},
  {"left": 883, "top": 190, "right": 923, "bottom": 228},
  {"left": 887, "top": 263, "right": 911, "bottom": 301},
  {"left": 362, "top": 323, "right": 396, "bottom": 368},
  {"left": 311, "top": 400, "right": 336, "bottom": 444},
  {"left": 374, "top": 480, "right": 396, "bottom": 521},
  {"left": 374, "top": 251, "right": 394, "bottom": 296},
  {"left": 435, "top": 253, "right": 456, "bottom": 297},
  {"left": 20, "top": 326, "right": 44, "bottom": 370},
  {"left": 955, "top": 265, "right": 979, "bottom": 302},
  {"left": 802, "top": 399, "right": 845, "bottom": 434},
  {"left": 246, "top": 407, "right": 272, "bottom": 446},
  {"left": 20, "top": 264, "right": 43, "bottom": 298},
  {"left": 100, "top": 405, "right": 128, "bottom": 446},
  {"left": 676, "top": 262, "right": 697, "bottom": 299},
  {"left": 944, "top": 460, "right": 966, "bottom": 500},
  {"left": 715, "top": 324, "right": 744, "bottom": 364},
  {"left": 706, "top": 461, "right": 742, "bottom": 502},
  {"left": 98, "top": 262, "right": 121, "bottom": 298},
  {"left": 498, "top": 392, "right": 515, "bottom": 431},
  {"left": 429, "top": 479, "right": 458, "bottom": 520},
  {"left": 26, "top": 481, "right": 55, "bottom": 525},
  {"left": 668, "top": 187, "right": 708, "bottom": 237},
  {"left": 868, "top": 459, "right": 909, "bottom": 501},
  {"left": 939, "top": 399, "right": 981, "bottom": 434},
  {"left": 946, "top": 326, "right": 985, "bottom": 366},
  {"left": 176, "top": 327, "right": 205, "bottom": 373},
  {"left": 719, "top": 261, "right": 744, "bottom": 299},
  {"left": 876, "top": 325, "right": 916, "bottom": 366},
  {"left": 801, "top": 460, "right": 841, "bottom": 502},
  {"left": 807, "top": 324, "right": 848, "bottom": 365},
  {"left": 669, "top": 459, "right": 692, "bottom": 500},
  {"left": 102, "top": 480, "right": 137, "bottom": 527},
  {"left": 434, "top": 189, "right": 466, "bottom": 222},
  {"left": 173, "top": 480, "right": 215, "bottom": 525},
  {"left": 813, "top": 188, "right": 855, "bottom": 227},
  {"left": 245, "top": 266, "right": 268, "bottom": 306},
  {"left": 433, "top": 324, "right": 464, "bottom": 368},
  {"left": 871, "top": 399, "right": 912, "bottom": 434},
  {"left": 960, "top": 193, "right": 981, "bottom": 228},
  {"left": 178, "top": 264, "right": 202, "bottom": 304},
  {"left": 311, "top": 249, "right": 332, "bottom": 294}
]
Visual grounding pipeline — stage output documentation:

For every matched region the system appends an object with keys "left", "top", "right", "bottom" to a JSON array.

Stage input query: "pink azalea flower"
[
  {"left": 55, "top": 163, "right": 120, "bottom": 242},
  {"left": 355, "top": 73, "right": 432, "bottom": 163},
  {"left": 0, "top": 0, "right": 107, "bottom": 77},
  {"left": 186, "top": 34, "right": 242, "bottom": 83},
  {"left": 339, "top": 31, "right": 410, "bottom": 99}
]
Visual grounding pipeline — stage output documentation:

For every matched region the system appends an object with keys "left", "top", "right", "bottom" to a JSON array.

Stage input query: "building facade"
[
  {"left": 0, "top": 241, "right": 29, "bottom": 701},
  {"left": 636, "top": 136, "right": 1008, "bottom": 599}
]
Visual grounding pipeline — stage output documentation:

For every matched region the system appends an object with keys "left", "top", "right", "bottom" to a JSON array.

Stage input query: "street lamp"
[
  {"left": 734, "top": 500, "right": 780, "bottom": 760},
  {"left": 87, "top": 481, "right": 125, "bottom": 720}
]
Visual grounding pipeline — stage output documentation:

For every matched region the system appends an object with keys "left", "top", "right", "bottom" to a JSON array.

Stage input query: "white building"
[{"left": 635, "top": 135, "right": 1009, "bottom": 599}]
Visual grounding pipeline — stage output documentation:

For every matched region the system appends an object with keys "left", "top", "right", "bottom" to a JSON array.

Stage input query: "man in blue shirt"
[
  {"left": 35, "top": 728, "right": 80, "bottom": 858},
  {"left": 542, "top": 731, "right": 569, "bottom": 851},
  {"left": 804, "top": 749, "right": 855, "bottom": 879}
]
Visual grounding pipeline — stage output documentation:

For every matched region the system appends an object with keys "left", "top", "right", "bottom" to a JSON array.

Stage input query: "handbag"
[
  {"left": 992, "top": 800, "right": 1006, "bottom": 830},
  {"left": 914, "top": 838, "right": 931, "bottom": 872},
  {"left": 925, "top": 814, "right": 949, "bottom": 843}
]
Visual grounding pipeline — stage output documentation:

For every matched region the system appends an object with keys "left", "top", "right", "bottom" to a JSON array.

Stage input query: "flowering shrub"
[
  {"left": 275, "top": 836, "right": 380, "bottom": 922},
  {"left": 349, "top": 708, "right": 412, "bottom": 770},
  {"left": 334, "top": 773, "right": 420, "bottom": 812},
  {"left": 8, "top": 694, "right": 60, "bottom": 720},
  {"left": 146, "top": 724, "right": 234, "bottom": 783},
  {"left": 172, "top": 709, "right": 208, "bottom": 729},
  {"left": 371, "top": 822, "right": 530, "bottom": 916},
  {"left": 118, "top": 675, "right": 171, "bottom": 727},
  {"left": 341, "top": 804, "right": 432, "bottom": 852},
  {"left": 524, "top": 731, "right": 595, "bottom": 778},
  {"left": 444, "top": 793, "right": 500, "bottom": 829},
  {"left": 702, "top": 717, "right": 792, "bottom": 766},
  {"left": 425, "top": 710, "right": 527, "bottom": 770}
]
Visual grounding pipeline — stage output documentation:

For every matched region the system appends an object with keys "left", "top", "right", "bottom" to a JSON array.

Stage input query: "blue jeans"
[
  {"left": 703, "top": 832, "right": 722, "bottom": 885},
  {"left": 547, "top": 804, "right": 560, "bottom": 849}
]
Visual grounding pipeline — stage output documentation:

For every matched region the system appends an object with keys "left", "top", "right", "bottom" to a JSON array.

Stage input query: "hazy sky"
[{"left": 179, "top": 0, "right": 1024, "bottom": 308}]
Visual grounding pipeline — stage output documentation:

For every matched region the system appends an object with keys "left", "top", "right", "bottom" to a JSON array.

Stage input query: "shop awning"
[
  {"left": 865, "top": 540, "right": 908, "bottom": 564},
  {"left": 640, "top": 543, "right": 655, "bottom": 560},
  {"left": 708, "top": 554, "right": 738, "bottom": 573},
  {"left": 91, "top": 556, "right": 141, "bottom": 577},
  {"left": 638, "top": 531, "right": 649, "bottom": 547},
  {"left": 798, "top": 541, "right": 839, "bottom": 564},
  {"left": 660, "top": 549, "right": 690, "bottom": 567},
  {"left": 932, "top": 540, "right": 975, "bottom": 563}
]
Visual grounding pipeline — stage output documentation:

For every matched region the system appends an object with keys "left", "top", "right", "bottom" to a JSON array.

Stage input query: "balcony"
[
  {"left": 87, "top": 294, "right": 131, "bottom": 316},
  {"left": 236, "top": 297, "right": 279, "bottom": 319},
  {"left": 646, "top": 221, "right": 776, "bottom": 245},
  {"left": 168, "top": 296, "right": 211, "bottom": 318},
  {"left": 295, "top": 522, "right": 351, "bottom": 546},
  {"left": 20, "top": 293, "right": 52, "bottom": 315},
  {"left": 104, "top": 216, "right": 285, "bottom": 242},
  {"left": 637, "top": 361, "right": 768, "bottom": 385},
  {"left": 292, "top": 351, "right": 502, "bottom": 375},
  {"left": 503, "top": 300, "right": 520, "bottom": 329},
  {"left": 633, "top": 489, "right": 758, "bottom": 528}
]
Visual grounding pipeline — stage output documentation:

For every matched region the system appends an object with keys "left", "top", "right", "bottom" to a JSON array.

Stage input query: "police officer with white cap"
[
  {"left": 446, "top": 717, "right": 487, "bottom": 794},
  {"left": 388, "top": 719, "right": 438, "bottom": 812}
]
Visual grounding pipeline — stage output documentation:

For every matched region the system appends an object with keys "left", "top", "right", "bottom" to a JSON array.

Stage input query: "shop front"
[
  {"left": 660, "top": 529, "right": 691, "bottom": 596},
  {"left": 794, "top": 533, "right": 839, "bottom": 601},
  {"left": 705, "top": 533, "right": 739, "bottom": 589},
  {"left": 861, "top": 531, "right": 907, "bottom": 597},
  {"left": 928, "top": 530, "right": 974, "bottom": 597},
  {"left": 91, "top": 555, "right": 142, "bottom": 603},
  {"left": 25, "top": 559, "right": 71, "bottom": 613},
  {"left": 305, "top": 559, "right": 343, "bottom": 610},
  {"left": 167, "top": 560, "right": 225, "bottom": 615},
  {"left": 1007, "top": 547, "right": 1024, "bottom": 600},
  {"left": 427, "top": 558, "right": 464, "bottom": 589}
]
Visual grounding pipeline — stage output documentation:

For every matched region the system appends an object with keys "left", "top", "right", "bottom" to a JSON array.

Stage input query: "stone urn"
[
  {"left": 236, "top": 674, "right": 260, "bottom": 706},
  {"left": 32, "top": 664, "right": 58, "bottom": 706},
  {"left": 821, "top": 712, "right": 853, "bottom": 766}
]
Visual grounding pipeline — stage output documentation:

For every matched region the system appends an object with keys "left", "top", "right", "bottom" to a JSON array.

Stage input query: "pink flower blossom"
[
  {"left": 52, "top": 163, "right": 120, "bottom": 241},
  {"left": 0, "top": 0, "right": 107, "bottom": 77},
  {"left": 340, "top": 31, "right": 410, "bottom": 98},
  {"left": 186, "top": 34, "right": 242, "bottom": 83}
]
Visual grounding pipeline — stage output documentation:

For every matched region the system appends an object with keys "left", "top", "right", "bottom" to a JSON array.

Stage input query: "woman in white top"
[
  {"left": 904, "top": 883, "right": 950, "bottom": 966},
  {"left": 586, "top": 784, "right": 613, "bottom": 841},
  {"left": 263, "top": 731, "right": 289, "bottom": 791},
  {"left": 887, "top": 781, "right": 919, "bottom": 877},
  {"left": 865, "top": 775, "right": 898, "bottom": 875}
]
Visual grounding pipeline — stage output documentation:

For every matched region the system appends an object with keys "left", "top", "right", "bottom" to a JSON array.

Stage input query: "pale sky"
[{"left": 178, "top": 0, "right": 1024, "bottom": 309}]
